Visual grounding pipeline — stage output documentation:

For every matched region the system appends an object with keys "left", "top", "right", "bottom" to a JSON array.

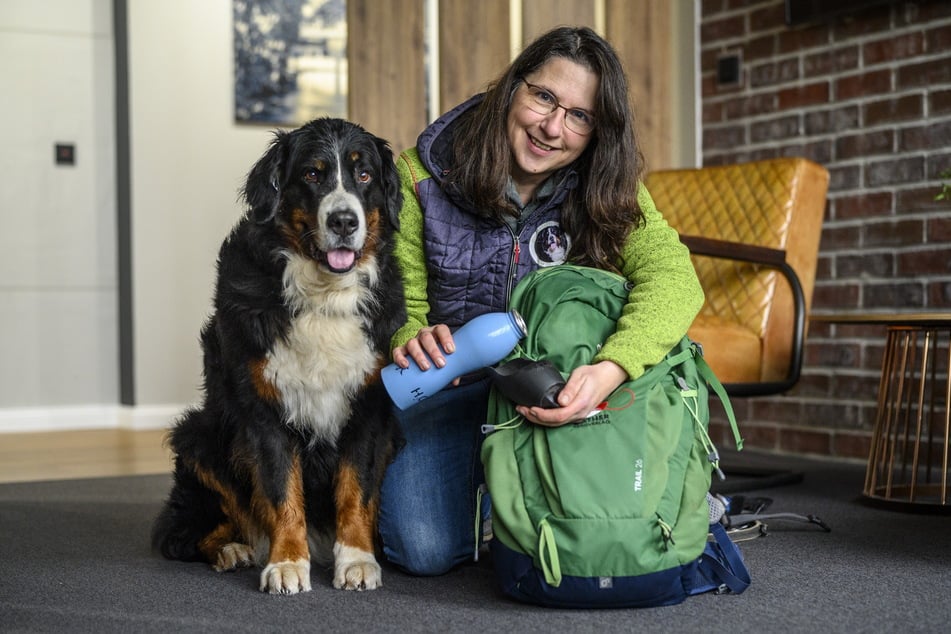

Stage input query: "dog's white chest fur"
[{"left": 264, "top": 253, "right": 379, "bottom": 442}]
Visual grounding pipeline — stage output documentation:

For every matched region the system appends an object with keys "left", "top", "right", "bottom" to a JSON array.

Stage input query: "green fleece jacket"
[{"left": 391, "top": 152, "right": 704, "bottom": 381}]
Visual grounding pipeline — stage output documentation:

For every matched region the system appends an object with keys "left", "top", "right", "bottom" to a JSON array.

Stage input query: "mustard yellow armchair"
[{"left": 645, "top": 158, "right": 829, "bottom": 396}]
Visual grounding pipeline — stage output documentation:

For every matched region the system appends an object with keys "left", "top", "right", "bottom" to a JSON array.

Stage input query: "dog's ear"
[
  {"left": 243, "top": 131, "right": 288, "bottom": 224},
  {"left": 374, "top": 135, "right": 403, "bottom": 230}
]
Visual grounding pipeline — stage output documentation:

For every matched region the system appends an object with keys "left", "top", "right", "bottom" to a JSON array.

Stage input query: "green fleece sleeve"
[
  {"left": 593, "top": 184, "right": 705, "bottom": 380},
  {"left": 390, "top": 149, "right": 433, "bottom": 353}
]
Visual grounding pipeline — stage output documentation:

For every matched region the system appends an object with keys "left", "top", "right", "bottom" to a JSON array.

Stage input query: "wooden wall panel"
[
  {"left": 521, "top": 0, "right": 597, "bottom": 43},
  {"left": 605, "top": 0, "right": 673, "bottom": 170},
  {"left": 437, "top": 0, "right": 511, "bottom": 115},
  {"left": 348, "top": 0, "right": 427, "bottom": 153},
  {"left": 347, "top": 0, "right": 675, "bottom": 167}
]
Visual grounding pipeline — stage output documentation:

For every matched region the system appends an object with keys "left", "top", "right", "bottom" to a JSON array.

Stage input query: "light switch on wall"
[{"left": 55, "top": 143, "right": 75, "bottom": 166}]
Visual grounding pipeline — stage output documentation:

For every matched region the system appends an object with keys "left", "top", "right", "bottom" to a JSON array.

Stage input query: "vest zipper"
[{"left": 505, "top": 231, "right": 520, "bottom": 305}]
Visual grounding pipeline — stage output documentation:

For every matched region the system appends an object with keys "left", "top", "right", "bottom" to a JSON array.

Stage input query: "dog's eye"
[
  {"left": 357, "top": 170, "right": 371, "bottom": 184},
  {"left": 304, "top": 168, "right": 319, "bottom": 183}
]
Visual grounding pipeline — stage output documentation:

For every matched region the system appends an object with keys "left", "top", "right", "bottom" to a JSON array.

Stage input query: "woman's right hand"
[{"left": 391, "top": 324, "right": 456, "bottom": 372}]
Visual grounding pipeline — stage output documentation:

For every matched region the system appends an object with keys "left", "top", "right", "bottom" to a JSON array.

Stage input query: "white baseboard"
[{"left": 0, "top": 404, "right": 183, "bottom": 434}]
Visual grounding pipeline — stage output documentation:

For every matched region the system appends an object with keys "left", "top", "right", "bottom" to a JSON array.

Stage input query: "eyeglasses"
[{"left": 520, "top": 80, "right": 596, "bottom": 135}]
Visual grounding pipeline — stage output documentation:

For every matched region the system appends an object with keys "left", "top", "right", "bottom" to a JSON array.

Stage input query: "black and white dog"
[{"left": 152, "top": 118, "right": 405, "bottom": 594}]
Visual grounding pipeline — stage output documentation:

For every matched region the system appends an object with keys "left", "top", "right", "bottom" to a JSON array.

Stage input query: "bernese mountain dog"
[{"left": 151, "top": 118, "right": 406, "bottom": 594}]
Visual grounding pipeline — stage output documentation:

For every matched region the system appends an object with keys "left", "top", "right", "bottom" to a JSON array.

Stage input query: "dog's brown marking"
[
  {"left": 257, "top": 455, "right": 309, "bottom": 565},
  {"left": 191, "top": 464, "right": 251, "bottom": 562},
  {"left": 191, "top": 457, "right": 308, "bottom": 567},
  {"left": 356, "top": 208, "right": 382, "bottom": 265},
  {"left": 366, "top": 207, "right": 380, "bottom": 234},
  {"left": 349, "top": 151, "right": 360, "bottom": 162},
  {"left": 249, "top": 358, "right": 281, "bottom": 403},
  {"left": 362, "top": 362, "right": 384, "bottom": 389},
  {"left": 335, "top": 461, "right": 375, "bottom": 553},
  {"left": 198, "top": 520, "right": 239, "bottom": 560},
  {"left": 281, "top": 208, "right": 312, "bottom": 252}
]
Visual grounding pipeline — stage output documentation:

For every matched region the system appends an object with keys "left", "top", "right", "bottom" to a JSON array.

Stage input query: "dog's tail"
[{"left": 151, "top": 456, "right": 225, "bottom": 562}]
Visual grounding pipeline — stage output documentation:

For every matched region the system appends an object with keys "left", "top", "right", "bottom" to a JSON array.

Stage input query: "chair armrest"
[
  {"left": 679, "top": 235, "right": 788, "bottom": 268},
  {"left": 679, "top": 234, "right": 807, "bottom": 396}
]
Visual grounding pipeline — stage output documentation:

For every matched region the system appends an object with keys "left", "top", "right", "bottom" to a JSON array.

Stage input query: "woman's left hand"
[{"left": 516, "top": 360, "right": 628, "bottom": 427}]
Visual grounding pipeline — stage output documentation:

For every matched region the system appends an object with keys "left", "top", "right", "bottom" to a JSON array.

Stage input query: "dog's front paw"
[
  {"left": 213, "top": 542, "right": 255, "bottom": 572},
  {"left": 260, "top": 559, "right": 312, "bottom": 595},
  {"left": 333, "top": 543, "right": 382, "bottom": 591}
]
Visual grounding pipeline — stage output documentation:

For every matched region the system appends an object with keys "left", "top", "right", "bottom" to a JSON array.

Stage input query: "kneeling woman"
[{"left": 379, "top": 25, "right": 704, "bottom": 575}]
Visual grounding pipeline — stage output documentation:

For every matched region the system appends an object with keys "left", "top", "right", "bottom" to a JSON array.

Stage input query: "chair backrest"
[{"left": 644, "top": 158, "right": 829, "bottom": 387}]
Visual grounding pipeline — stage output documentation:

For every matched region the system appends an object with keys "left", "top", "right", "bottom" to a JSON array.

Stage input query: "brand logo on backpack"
[{"left": 634, "top": 458, "right": 644, "bottom": 492}]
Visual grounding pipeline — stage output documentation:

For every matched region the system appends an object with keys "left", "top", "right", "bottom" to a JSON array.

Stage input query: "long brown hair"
[{"left": 449, "top": 26, "right": 645, "bottom": 273}]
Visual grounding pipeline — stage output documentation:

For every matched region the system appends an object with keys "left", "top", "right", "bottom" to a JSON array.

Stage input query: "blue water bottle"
[{"left": 382, "top": 311, "right": 527, "bottom": 410}]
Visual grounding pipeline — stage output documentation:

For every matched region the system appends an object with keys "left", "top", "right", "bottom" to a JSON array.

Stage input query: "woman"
[{"left": 379, "top": 26, "right": 704, "bottom": 576}]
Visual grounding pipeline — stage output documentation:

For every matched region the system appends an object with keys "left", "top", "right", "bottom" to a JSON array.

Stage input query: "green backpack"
[{"left": 481, "top": 264, "right": 749, "bottom": 608}]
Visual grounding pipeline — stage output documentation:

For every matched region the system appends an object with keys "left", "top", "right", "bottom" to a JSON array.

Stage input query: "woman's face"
[{"left": 507, "top": 57, "right": 599, "bottom": 203}]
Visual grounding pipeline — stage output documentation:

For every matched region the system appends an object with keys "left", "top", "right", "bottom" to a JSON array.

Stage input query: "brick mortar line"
[
  {"left": 703, "top": 87, "right": 951, "bottom": 111},
  {"left": 700, "top": 29, "right": 951, "bottom": 59},
  {"left": 702, "top": 85, "right": 951, "bottom": 113},
  {"left": 701, "top": 145, "right": 951, "bottom": 168},
  {"left": 800, "top": 371, "right": 888, "bottom": 380},
  {"left": 702, "top": 138, "right": 951, "bottom": 161},
  {"left": 769, "top": 398, "right": 881, "bottom": 406},
  {"left": 700, "top": 34, "right": 951, "bottom": 65},
  {"left": 822, "top": 218, "right": 947, "bottom": 226},
  {"left": 819, "top": 272, "right": 946, "bottom": 279},
  {"left": 698, "top": 13, "right": 951, "bottom": 40},
  {"left": 827, "top": 188, "right": 951, "bottom": 201},
  {"left": 702, "top": 83, "right": 949, "bottom": 105}
]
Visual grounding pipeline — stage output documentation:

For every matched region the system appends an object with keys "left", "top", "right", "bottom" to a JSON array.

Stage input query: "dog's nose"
[{"left": 328, "top": 210, "right": 359, "bottom": 237}]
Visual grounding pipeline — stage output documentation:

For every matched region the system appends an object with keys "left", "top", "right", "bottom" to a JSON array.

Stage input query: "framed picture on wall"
[{"left": 233, "top": 0, "right": 347, "bottom": 125}]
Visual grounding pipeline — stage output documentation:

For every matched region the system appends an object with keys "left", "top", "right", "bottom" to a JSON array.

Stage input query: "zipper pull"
[
  {"left": 513, "top": 241, "right": 520, "bottom": 265},
  {"left": 709, "top": 449, "right": 726, "bottom": 481},
  {"left": 657, "top": 517, "right": 675, "bottom": 549}
]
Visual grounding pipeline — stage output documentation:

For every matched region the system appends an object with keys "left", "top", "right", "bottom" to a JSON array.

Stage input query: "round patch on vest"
[{"left": 529, "top": 222, "right": 571, "bottom": 267}]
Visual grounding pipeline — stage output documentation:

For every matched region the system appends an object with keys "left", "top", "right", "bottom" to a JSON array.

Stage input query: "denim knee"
[{"left": 381, "top": 515, "right": 469, "bottom": 576}]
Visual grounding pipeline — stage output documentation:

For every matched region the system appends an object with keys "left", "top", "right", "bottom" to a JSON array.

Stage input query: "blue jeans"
[{"left": 379, "top": 378, "right": 490, "bottom": 576}]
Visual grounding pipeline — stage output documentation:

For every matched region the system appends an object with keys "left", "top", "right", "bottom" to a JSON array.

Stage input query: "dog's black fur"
[{"left": 151, "top": 118, "right": 406, "bottom": 594}]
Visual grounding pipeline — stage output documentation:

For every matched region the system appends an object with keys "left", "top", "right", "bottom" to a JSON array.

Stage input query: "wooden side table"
[{"left": 811, "top": 313, "right": 951, "bottom": 507}]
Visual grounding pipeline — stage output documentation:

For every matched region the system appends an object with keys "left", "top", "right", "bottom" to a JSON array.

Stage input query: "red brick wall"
[{"left": 699, "top": 0, "right": 951, "bottom": 460}]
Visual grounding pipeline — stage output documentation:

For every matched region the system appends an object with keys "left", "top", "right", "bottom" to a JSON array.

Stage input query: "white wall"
[
  {"left": 127, "top": 0, "right": 280, "bottom": 412},
  {"left": 0, "top": 1, "right": 118, "bottom": 414},
  {"left": 0, "top": 0, "right": 276, "bottom": 431}
]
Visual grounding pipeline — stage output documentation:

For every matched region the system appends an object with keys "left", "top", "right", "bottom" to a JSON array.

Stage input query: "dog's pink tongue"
[{"left": 327, "top": 248, "right": 355, "bottom": 270}]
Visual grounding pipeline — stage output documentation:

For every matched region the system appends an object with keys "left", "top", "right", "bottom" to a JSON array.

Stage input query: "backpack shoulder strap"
[{"left": 695, "top": 352, "right": 744, "bottom": 451}]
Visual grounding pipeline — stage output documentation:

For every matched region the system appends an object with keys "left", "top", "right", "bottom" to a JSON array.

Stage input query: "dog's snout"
[{"left": 328, "top": 210, "right": 359, "bottom": 237}]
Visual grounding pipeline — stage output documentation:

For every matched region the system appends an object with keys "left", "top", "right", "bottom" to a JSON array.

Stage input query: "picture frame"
[{"left": 233, "top": 0, "right": 347, "bottom": 125}]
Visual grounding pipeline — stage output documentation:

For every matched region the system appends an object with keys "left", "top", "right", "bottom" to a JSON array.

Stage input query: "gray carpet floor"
[{"left": 1, "top": 450, "right": 950, "bottom": 633}]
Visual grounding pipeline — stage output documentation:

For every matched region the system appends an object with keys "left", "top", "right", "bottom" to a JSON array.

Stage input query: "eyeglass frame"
[{"left": 517, "top": 79, "right": 597, "bottom": 136}]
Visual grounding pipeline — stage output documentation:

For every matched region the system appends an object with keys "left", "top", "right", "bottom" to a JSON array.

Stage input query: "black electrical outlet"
[
  {"left": 717, "top": 54, "right": 741, "bottom": 86},
  {"left": 55, "top": 143, "right": 76, "bottom": 166}
]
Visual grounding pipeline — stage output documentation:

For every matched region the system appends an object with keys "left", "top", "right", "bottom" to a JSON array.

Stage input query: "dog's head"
[{"left": 242, "top": 118, "right": 401, "bottom": 275}]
